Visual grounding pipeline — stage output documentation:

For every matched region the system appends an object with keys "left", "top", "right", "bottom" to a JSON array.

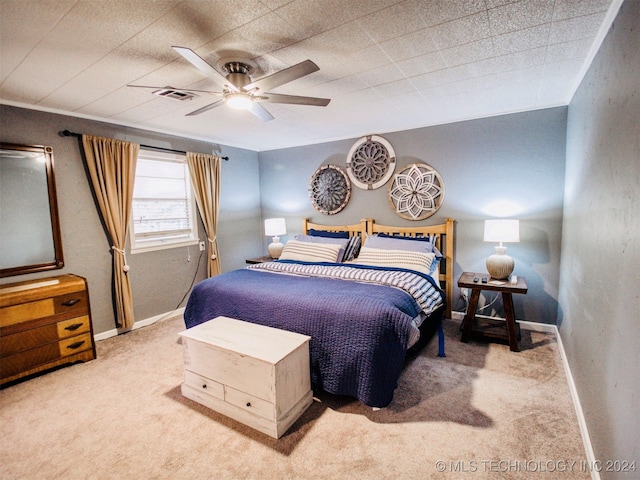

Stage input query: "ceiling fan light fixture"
[{"left": 226, "top": 93, "right": 253, "bottom": 110}]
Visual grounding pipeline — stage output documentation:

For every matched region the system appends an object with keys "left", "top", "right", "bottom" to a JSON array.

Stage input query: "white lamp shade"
[
  {"left": 264, "top": 218, "right": 287, "bottom": 237},
  {"left": 483, "top": 219, "right": 520, "bottom": 243}
]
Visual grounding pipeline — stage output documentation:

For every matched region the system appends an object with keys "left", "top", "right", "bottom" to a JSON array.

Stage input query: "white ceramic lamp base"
[
  {"left": 486, "top": 246, "right": 515, "bottom": 279},
  {"left": 268, "top": 236, "right": 284, "bottom": 259}
]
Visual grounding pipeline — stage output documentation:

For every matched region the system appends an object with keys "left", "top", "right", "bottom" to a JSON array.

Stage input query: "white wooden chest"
[{"left": 178, "top": 316, "right": 312, "bottom": 438}]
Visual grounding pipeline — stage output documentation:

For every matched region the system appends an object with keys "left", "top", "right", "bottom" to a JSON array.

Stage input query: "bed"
[{"left": 183, "top": 218, "right": 454, "bottom": 408}]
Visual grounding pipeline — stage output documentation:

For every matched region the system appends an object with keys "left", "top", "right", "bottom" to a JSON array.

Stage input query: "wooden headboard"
[
  {"left": 302, "top": 217, "right": 455, "bottom": 319},
  {"left": 303, "top": 218, "right": 368, "bottom": 238},
  {"left": 367, "top": 218, "right": 454, "bottom": 319}
]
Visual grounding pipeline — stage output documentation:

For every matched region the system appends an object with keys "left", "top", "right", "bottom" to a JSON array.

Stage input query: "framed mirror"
[{"left": 0, "top": 143, "right": 64, "bottom": 277}]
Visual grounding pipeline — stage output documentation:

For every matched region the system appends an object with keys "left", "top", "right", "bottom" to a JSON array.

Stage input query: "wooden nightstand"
[
  {"left": 245, "top": 255, "right": 275, "bottom": 264},
  {"left": 458, "top": 272, "right": 528, "bottom": 352}
]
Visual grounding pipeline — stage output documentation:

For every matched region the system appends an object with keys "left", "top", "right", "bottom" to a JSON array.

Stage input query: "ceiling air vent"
[{"left": 152, "top": 88, "right": 197, "bottom": 101}]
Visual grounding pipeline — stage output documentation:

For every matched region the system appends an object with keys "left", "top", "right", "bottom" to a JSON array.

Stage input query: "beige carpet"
[{"left": 0, "top": 316, "right": 589, "bottom": 479}]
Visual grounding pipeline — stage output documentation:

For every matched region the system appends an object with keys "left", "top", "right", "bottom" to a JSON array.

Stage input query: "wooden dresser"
[
  {"left": 0, "top": 274, "right": 96, "bottom": 386},
  {"left": 179, "top": 316, "right": 312, "bottom": 438}
]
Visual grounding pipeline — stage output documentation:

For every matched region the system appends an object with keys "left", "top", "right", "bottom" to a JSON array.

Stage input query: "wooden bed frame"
[
  {"left": 303, "top": 217, "right": 454, "bottom": 319},
  {"left": 303, "top": 218, "right": 368, "bottom": 238}
]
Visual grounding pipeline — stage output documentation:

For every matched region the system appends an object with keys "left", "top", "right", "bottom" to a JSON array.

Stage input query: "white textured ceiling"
[{"left": 0, "top": 0, "right": 622, "bottom": 152}]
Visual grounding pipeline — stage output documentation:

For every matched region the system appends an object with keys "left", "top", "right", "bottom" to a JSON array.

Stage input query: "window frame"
[{"left": 129, "top": 149, "right": 199, "bottom": 254}]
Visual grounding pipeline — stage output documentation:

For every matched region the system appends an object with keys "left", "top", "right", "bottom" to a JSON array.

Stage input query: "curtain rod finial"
[{"left": 60, "top": 130, "right": 81, "bottom": 138}]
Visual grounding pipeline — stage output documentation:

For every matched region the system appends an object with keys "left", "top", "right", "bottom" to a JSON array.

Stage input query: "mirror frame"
[{"left": 0, "top": 143, "right": 65, "bottom": 277}]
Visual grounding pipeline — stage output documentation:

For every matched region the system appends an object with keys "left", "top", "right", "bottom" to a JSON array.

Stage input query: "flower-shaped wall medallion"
[
  {"left": 309, "top": 164, "right": 351, "bottom": 215},
  {"left": 346, "top": 135, "right": 396, "bottom": 190},
  {"left": 388, "top": 163, "right": 445, "bottom": 220}
]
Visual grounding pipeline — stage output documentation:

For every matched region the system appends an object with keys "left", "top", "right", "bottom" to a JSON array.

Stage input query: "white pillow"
[
  {"left": 352, "top": 247, "right": 435, "bottom": 275},
  {"left": 279, "top": 240, "right": 342, "bottom": 263}
]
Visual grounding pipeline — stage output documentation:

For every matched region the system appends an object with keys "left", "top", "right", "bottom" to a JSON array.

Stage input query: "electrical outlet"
[
  {"left": 199, "top": 241, "right": 205, "bottom": 251},
  {"left": 461, "top": 287, "right": 469, "bottom": 299}
]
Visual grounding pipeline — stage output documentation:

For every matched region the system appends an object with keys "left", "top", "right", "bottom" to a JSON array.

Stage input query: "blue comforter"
[{"left": 183, "top": 261, "right": 444, "bottom": 407}]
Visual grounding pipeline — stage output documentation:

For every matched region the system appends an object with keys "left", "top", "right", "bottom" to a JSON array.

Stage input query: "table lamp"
[
  {"left": 484, "top": 219, "right": 519, "bottom": 279},
  {"left": 265, "top": 218, "right": 287, "bottom": 258}
]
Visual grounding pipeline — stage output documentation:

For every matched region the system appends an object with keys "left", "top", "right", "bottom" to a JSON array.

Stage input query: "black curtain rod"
[{"left": 61, "top": 130, "right": 229, "bottom": 161}]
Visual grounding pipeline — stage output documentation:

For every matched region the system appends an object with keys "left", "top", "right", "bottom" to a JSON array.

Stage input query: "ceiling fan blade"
[
  {"left": 261, "top": 93, "right": 330, "bottom": 106},
  {"left": 172, "top": 46, "right": 238, "bottom": 92},
  {"left": 127, "top": 84, "right": 169, "bottom": 89},
  {"left": 245, "top": 60, "right": 319, "bottom": 92},
  {"left": 126, "top": 84, "right": 222, "bottom": 95},
  {"left": 185, "top": 99, "right": 225, "bottom": 116},
  {"left": 247, "top": 102, "right": 274, "bottom": 122}
]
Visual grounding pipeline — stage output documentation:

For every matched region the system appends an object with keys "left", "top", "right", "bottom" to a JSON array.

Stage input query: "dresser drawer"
[
  {"left": 225, "top": 385, "right": 275, "bottom": 421},
  {"left": 183, "top": 370, "right": 224, "bottom": 400},
  {"left": 1, "top": 316, "right": 91, "bottom": 356},
  {"left": 58, "top": 332, "right": 93, "bottom": 357},
  {"left": 0, "top": 291, "right": 88, "bottom": 330},
  {"left": 0, "top": 332, "right": 92, "bottom": 379},
  {"left": 57, "top": 316, "right": 91, "bottom": 338},
  {"left": 1, "top": 299, "right": 55, "bottom": 328},
  {"left": 53, "top": 291, "right": 89, "bottom": 316}
]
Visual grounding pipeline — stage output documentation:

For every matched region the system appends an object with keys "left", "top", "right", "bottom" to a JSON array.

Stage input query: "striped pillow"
[
  {"left": 342, "top": 235, "right": 362, "bottom": 262},
  {"left": 279, "top": 240, "right": 342, "bottom": 263},
  {"left": 353, "top": 247, "right": 435, "bottom": 275},
  {"left": 294, "top": 234, "right": 348, "bottom": 261}
]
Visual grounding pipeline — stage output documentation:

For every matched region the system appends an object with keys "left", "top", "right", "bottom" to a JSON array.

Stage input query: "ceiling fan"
[{"left": 128, "top": 46, "right": 330, "bottom": 122}]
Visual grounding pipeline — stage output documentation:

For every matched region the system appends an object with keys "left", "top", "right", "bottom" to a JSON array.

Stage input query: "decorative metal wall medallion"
[
  {"left": 346, "top": 135, "right": 396, "bottom": 190},
  {"left": 309, "top": 164, "right": 351, "bottom": 215},
  {"left": 388, "top": 163, "right": 445, "bottom": 220}
]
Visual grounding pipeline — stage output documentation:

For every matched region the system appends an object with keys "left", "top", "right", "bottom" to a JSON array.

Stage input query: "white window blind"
[{"left": 130, "top": 150, "right": 198, "bottom": 253}]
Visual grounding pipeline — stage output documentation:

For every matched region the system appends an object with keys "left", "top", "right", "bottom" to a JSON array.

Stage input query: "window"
[{"left": 130, "top": 149, "right": 198, "bottom": 253}]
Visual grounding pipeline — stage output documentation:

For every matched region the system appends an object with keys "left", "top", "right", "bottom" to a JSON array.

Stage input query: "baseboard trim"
[
  {"left": 93, "top": 307, "right": 185, "bottom": 342},
  {"left": 554, "top": 327, "right": 600, "bottom": 480},
  {"left": 450, "top": 310, "right": 599, "bottom": 480}
]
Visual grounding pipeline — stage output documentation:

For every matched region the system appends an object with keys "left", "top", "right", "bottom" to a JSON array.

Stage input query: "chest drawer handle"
[
  {"left": 246, "top": 402, "right": 251, "bottom": 408},
  {"left": 202, "top": 384, "right": 207, "bottom": 389},
  {"left": 66, "top": 340, "right": 86, "bottom": 350},
  {"left": 62, "top": 299, "right": 81, "bottom": 307},
  {"left": 64, "top": 323, "right": 84, "bottom": 331}
]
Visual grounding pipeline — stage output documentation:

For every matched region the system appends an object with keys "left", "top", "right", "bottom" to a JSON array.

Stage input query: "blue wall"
[{"left": 258, "top": 107, "right": 567, "bottom": 323}]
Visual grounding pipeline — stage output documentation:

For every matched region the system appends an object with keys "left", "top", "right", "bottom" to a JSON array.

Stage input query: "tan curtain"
[
  {"left": 82, "top": 134, "right": 139, "bottom": 330},
  {"left": 186, "top": 152, "right": 222, "bottom": 277}
]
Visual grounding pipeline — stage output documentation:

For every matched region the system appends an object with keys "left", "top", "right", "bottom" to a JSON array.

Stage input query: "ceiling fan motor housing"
[{"left": 223, "top": 62, "right": 253, "bottom": 89}]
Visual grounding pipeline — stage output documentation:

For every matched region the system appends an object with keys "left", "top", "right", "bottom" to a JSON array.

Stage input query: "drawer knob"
[
  {"left": 64, "top": 323, "right": 83, "bottom": 331},
  {"left": 66, "top": 340, "right": 85, "bottom": 350},
  {"left": 202, "top": 384, "right": 207, "bottom": 389},
  {"left": 62, "top": 299, "right": 80, "bottom": 307},
  {"left": 246, "top": 402, "right": 251, "bottom": 407}
]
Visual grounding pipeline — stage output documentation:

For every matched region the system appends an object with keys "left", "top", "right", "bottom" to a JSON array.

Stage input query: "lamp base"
[
  {"left": 486, "top": 246, "right": 514, "bottom": 280},
  {"left": 268, "top": 236, "right": 284, "bottom": 259}
]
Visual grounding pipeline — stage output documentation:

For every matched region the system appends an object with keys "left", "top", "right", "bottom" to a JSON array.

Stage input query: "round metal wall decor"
[
  {"left": 388, "top": 163, "right": 445, "bottom": 220},
  {"left": 346, "top": 135, "right": 396, "bottom": 190},
  {"left": 309, "top": 164, "right": 351, "bottom": 215}
]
